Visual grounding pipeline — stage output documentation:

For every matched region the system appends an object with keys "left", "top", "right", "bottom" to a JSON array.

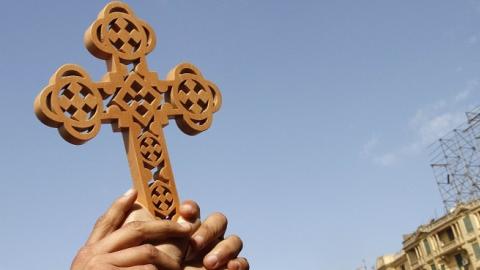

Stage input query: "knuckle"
[
  {"left": 94, "top": 214, "right": 106, "bottom": 226},
  {"left": 160, "top": 220, "right": 183, "bottom": 233},
  {"left": 93, "top": 214, "right": 111, "bottom": 230},
  {"left": 84, "top": 255, "right": 103, "bottom": 270},
  {"left": 89, "top": 255, "right": 102, "bottom": 265},
  {"left": 123, "top": 221, "right": 146, "bottom": 241},
  {"left": 109, "top": 197, "right": 126, "bottom": 215},
  {"left": 160, "top": 220, "right": 174, "bottom": 230},
  {"left": 142, "top": 244, "right": 159, "bottom": 259},
  {"left": 76, "top": 245, "right": 93, "bottom": 260},
  {"left": 72, "top": 248, "right": 89, "bottom": 267},
  {"left": 126, "top": 221, "right": 144, "bottom": 233}
]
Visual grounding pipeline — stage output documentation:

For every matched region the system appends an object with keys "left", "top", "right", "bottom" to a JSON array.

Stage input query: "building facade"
[{"left": 377, "top": 200, "right": 480, "bottom": 270}]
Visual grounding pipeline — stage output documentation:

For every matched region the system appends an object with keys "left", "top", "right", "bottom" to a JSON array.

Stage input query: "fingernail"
[
  {"left": 123, "top": 188, "right": 135, "bottom": 196},
  {"left": 179, "top": 221, "right": 192, "bottom": 230},
  {"left": 231, "top": 261, "right": 241, "bottom": 270},
  {"left": 193, "top": 234, "right": 204, "bottom": 249},
  {"left": 205, "top": 254, "right": 219, "bottom": 269}
]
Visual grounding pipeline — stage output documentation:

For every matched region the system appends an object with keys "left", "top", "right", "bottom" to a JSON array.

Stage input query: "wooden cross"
[{"left": 34, "top": 1, "right": 222, "bottom": 221}]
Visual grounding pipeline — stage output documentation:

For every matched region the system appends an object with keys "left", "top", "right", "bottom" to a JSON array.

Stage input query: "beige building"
[{"left": 376, "top": 200, "right": 480, "bottom": 270}]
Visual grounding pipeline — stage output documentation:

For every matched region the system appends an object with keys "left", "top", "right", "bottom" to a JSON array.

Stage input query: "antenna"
[{"left": 429, "top": 106, "right": 480, "bottom": 211}]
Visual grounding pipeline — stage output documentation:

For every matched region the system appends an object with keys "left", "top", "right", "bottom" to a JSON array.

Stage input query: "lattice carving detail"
[{"left": 34, "top": 1, "right": 222, "bottom": 220}]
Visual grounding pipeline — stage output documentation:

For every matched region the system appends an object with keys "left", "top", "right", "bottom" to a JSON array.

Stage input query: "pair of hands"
[{"left": 71, "top": 189, "right": 248, "bottom": 270}]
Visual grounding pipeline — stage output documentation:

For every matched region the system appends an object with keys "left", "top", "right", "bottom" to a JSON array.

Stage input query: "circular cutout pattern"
[{"left": 149, "top": 180, "right": 176, "bottom": 219}]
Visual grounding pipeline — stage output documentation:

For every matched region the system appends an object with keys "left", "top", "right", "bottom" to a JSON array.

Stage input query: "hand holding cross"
[{"left": 34, "top": 1, "right": 222, "bottom": 221}]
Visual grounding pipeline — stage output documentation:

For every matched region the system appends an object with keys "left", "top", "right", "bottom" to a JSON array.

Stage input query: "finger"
[
  {"left": 87, "top": 189, "right": 137, "bottom": 245},
  {"left": 185, "top": 236, "right": 221, "bottom": 263},
  {"left": 179, "top": 200, "right": 200, "bottom": 222},
  {"left": 227, "top": 257, "right": 249, "bottom": 270},
  {"left": 101, "top": 244, "right": 179, "bottom": 270},
  {"left": 191, "top": 212, "right": 227, "bottom": 252},
  {"left": 179, "top": 202, "right": 202, "bottom": 262},
  {"left": 203, "top": 235, "right": 243, "bottom": 270},
  {"left": 93, "top": 220, "right": 193, "bottom": 253}
]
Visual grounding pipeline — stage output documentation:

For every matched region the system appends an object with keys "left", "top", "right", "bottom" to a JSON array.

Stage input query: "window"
[
  {"left": 455, "top": 254, "right": 463, "bottom": 268},
  {"left": 473, "top": 242, "right": 480, "bottom": 260},
  {"left": 407, "top": 249, "right": 418, "bottom": 263},
  {"left": 430, "top": 264, "right": 437, "bottom": 270},
  {"left": 464, "top": 215, "right": 474, "bottom": 233},
  {"left": 446, "top": 227, "right": 455, "bottom": 241},
  {"left": 424, "top": 239, "right": 432, "bottom": 255}
]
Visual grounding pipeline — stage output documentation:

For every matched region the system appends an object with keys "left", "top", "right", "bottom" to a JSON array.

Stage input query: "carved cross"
[{"left": 34, "top": 1, "right": 222, "bottom": 220}]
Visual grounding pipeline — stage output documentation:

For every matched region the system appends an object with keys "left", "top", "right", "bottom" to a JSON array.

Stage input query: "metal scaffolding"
[{"left": 429, "top": 106, "right": 480, "bottom": 211}]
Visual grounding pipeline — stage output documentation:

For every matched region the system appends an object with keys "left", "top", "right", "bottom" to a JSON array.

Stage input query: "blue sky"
[{"left": 2, "top": 1, "right": 480, "bottom": 269}]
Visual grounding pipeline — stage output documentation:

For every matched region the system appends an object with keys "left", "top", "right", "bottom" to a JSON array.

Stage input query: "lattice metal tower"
[{"left": 429, "top": 106, "right": 480, "bottom": 211}]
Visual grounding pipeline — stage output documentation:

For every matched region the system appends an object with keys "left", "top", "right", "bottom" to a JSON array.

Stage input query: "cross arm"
[
  {"left": 34, "top": 64, "right": 110, "bottom": 145},
  {"left": 151, "top": 63, "right": 222, "bottom": 136}
]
